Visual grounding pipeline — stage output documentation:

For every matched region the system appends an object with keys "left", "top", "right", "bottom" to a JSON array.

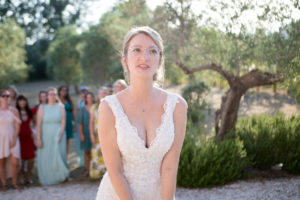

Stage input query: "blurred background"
[{"left": 1, "top": 0, "right": 300, "bottom": 198}]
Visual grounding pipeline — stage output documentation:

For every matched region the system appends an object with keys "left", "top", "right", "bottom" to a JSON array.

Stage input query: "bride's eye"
[
  {"left": 132, "top": 48, "right": 141, "bottom": 53},
  {"left": 149, "top": 48, "right": 158, "bottom": 55}
]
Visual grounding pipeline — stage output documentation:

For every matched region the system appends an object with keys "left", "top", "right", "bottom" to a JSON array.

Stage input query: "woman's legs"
[
  {"left": 10, "top": 155, "right": 20, "bottom": 189},
  {"left": 0, "top": 158, "right": 6, "bottom": 191},
  {"left": 19, "top": 160, "right": 25, "bottom": 184},
  {"left": 84, "top": 151, "right": 91, "bottom": 177},
  {"left": 26, "top": 159, "right": 34, "bottom": 183}
]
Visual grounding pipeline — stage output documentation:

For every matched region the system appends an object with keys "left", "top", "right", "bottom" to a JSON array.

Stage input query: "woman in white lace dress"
[{"left": 96, "top": 26, "right": 187, "bottom": 200}]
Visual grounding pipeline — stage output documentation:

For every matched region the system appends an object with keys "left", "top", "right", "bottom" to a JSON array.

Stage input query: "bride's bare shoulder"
[{"left": 98, "top": 96, "right": 115, "bottom": 122}]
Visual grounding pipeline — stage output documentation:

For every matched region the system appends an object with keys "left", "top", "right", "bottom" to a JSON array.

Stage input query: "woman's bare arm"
[
  {"left": 59, "top": 104, "right": 66, "bottom": 142},
  {"left": 11, "top": 109, "right": 20, "bottom": 148},
  {"left": 36, "top": 105, "right": 44, "bottom": 148},
  {"left": 98, "top": 101, "right": 133, "bottom": 200},
  {"left": 161, "top": 97, "right": 188, "bottom": 200},
  {"left": 89, "top": 108, "right": 96, "bottom": 144}
]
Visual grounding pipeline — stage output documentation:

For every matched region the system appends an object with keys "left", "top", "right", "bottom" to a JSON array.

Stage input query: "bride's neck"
[{"left": 128, "top": 78, "right": 155, "bottom": 102}]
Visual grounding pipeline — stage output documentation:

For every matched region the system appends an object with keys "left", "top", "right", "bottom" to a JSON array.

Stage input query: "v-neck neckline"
[{"left": 114, "top": 92, "right": 170, "bottom": 149}]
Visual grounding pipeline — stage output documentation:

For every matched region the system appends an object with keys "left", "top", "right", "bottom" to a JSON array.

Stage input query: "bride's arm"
[
  {"left": 161, "top": 98, "right": 187, "bottom": 200},
  {"left": 98, "top": 101, "right": 133, "bottom": 200}
]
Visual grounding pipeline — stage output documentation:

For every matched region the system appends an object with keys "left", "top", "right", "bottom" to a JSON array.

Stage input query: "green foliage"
[
  {"left": 46, "top": 26, "right": 82, "bottom": 85},
  {"left": 80, "top": 25, "right": 116, "bottom": 85},
  {"left": 282, "top": 115, "right": 300, "bottom": 173},
  {"left": 0, "top": 19, "right": 28, "bottom": 88},
  {"left": 26, "top": 39, "right": 50, "bottom": 80},
  {"left": 0, "top": 0, "right": 92, "bottom": 40},
  {"left": 181, "top": 81, "right": 210, "bottom": 126},
  {"left": 236, "top": 113, "right": 300, "bottom": 173},
  {"left": 99, "top": 0, "right": 151, "bottom": 50},
  {"left": 177, "top": 122, "right": 248, "bottom": 188}
]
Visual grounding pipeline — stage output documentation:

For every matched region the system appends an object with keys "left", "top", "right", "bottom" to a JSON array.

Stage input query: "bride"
[{"left": 96, "top": 26, "right": 187, "bottom": 200}]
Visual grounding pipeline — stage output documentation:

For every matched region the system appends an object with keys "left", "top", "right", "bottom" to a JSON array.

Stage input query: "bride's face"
[{"left": 123, "top": 33, "right": 160, "bottom": 82}]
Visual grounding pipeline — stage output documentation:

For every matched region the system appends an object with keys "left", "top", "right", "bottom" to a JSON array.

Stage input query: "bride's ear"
[{"left": 121, "top": 56, "right": 127, "bottom": 68}]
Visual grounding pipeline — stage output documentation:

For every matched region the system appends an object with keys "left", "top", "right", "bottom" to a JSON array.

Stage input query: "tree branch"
[
  {"left": 240, "top": 69, "right": 284, "bottom": 89},
  {"left": 172, "top": 49, "right": 235, "bottom": 87}
]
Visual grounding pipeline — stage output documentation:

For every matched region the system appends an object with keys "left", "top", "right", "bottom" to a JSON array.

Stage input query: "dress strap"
[
  {"left": 165, "top": 93, "right": 180, "bottom": 118},
  {"left": 100, "top": 95, "right": 123, "bottom": 124}
]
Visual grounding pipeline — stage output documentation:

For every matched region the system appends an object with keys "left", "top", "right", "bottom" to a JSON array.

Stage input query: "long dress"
[
  {"left": 78, "top": 106, "right": 91, "bottom": 151},
  {"left": 89, "top": 104, "right": 105, "bottom": 179},
  {"left": 37, "top": 103, "right": 69, "bottom": 186},
  {"left": 74, "top": 101, "right": 85, "bottom": 167},
  {"left": 64, "top": 102, "right": 74, "bottom": 139},
  {"left": 19, "top": 113, "right": 35, "bottom": 160},
  {"left": 0, "top": 108, "right": 21, "bottom": 179},
  {"left": 96, "top": 92, "right": 179, "bottom": 200}
]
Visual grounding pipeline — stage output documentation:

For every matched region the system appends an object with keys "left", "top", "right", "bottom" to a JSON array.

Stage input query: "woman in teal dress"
[
  {"left": 78, "top": 91, "right": 94, "bottom": 177},
  {"left": 74, "top": 88, "right": 88, "bottom": 167},
  {"left": 36, "top": 87, "right": 69, "bottom": 185},
  {"left": 58, "top": 86, "right": 74, "bottom": 154}
]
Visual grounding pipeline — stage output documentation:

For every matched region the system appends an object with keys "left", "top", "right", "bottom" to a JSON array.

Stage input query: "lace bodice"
[{"left": 96, "top": 92, "right": 179, "bottom": 200}]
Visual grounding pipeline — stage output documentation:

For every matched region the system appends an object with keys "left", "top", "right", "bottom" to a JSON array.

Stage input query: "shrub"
[
  {"left": 181, "top": 81, "right": 210, "bottom": 126},
  {"left": 177, "top": 123, "right": 248, "bottom": 188},
  {"left": 236, "top": 113, "right": 300, "bottom": 173},
  {"left": 236, "top": 115, "right": 279, "bottom": 170},
  {"left": 282, "top": 115, "right": 300, "bottom": 173}
]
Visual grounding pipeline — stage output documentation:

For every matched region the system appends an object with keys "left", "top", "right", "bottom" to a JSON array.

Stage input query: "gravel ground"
[
  {"left": 1, "top": 176, "right": 300, "bottom": 200},
  {"left": 6, "top": 82, "right": 298, "bottom": 200}
]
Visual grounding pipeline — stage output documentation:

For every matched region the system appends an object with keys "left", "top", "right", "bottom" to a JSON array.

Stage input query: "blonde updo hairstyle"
[{"left": 122, "top": 26, "right": 165, "bottom": 86}]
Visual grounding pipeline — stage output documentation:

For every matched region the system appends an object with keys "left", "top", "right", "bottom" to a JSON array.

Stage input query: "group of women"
[{"left": 0, "top": 80, "right": 127, "bottom": 191}]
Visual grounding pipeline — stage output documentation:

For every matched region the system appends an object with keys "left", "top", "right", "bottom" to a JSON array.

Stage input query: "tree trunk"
[
  {"left": 215, "top": 88, "right": 245, "bottom": 142},
  {"left": 173, "top": 52, "right": 284, "bottom": 141}
]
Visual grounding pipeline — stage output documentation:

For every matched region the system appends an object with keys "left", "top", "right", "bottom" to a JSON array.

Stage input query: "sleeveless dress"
[
  {"left": 0, "top": 108, "right": 21, "bottom": 179},
  {"left": 37, "top": 103, "right": 69, "bottom": 186},
  {"left": 74, "top": 101, "right": 85, "bottom": 167},
  {"left": 19, "top": 113, "right": 35, "bottom": 159},
  {"left": 90, "top": 104, "right": 105, "bottom": 179},
  {"left": 0, "top": 108, "right": 21, "bottom": 159},
  {"left": 78, "top": 106, "right": 92, "bottom": 151},
  {"left": 96, "top": 92, "right": 179, "bottom": 200},
  {"left": 64, "top": 102, "right": 74, "bottom": 139}
]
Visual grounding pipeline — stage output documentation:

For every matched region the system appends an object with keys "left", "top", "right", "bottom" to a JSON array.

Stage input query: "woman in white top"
[
  {"left": 96, "top": 26, "right": 187, "bottom": 200},
  {"left": 0, "top": 89, "right": 21, "bottom": 191}
]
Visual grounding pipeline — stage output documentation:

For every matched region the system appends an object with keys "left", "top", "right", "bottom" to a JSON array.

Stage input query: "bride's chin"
[{"left": 130, "top": 74, "right": 155, "bottom": 82}]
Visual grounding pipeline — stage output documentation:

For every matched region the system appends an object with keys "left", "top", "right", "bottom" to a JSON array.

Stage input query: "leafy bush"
[
  {"left": 236, "top": 113, "right": 300, "bottom": 173},
  {"left": 235, "top": 115, "right": 279, "bottom": 170},
  {"left": 177, "top": 122, "right": 248, "bottom": 188},
  {"left": 282, "top": 115, "right": 300, "bottom": 173},
  {"left": 181, "top": 81, "right": 210, "bottom": 126}
]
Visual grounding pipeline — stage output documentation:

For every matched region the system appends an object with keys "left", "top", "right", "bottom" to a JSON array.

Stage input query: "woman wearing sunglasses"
[{"left": 0, "top": 89, "right": 21, "bottom": 191}]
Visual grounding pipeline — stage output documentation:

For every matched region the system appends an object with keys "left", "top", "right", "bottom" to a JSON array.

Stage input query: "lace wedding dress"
[{"left": 96, "top": 92, "right": 179, "bottom": 200}]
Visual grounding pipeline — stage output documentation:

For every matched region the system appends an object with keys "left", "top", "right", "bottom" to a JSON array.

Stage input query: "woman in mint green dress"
[{"left": 36, "top": 87, "right": 69, "bottom": 186}]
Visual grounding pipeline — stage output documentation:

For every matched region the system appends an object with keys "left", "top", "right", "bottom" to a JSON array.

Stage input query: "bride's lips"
[{"left": 137, "top": 64, "right": 150, "bottom": 70}]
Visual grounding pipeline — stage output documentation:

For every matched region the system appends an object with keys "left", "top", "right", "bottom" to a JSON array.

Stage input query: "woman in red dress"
[{"left": 16, "top": 95, "right": 35, "bottom": 184}]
